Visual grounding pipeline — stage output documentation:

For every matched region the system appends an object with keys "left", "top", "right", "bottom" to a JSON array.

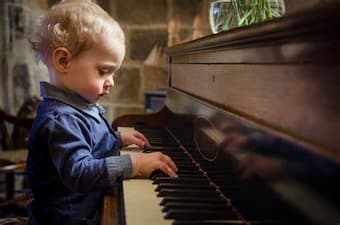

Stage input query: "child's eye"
[{"left": 98, "top": 69, "right": 109, "bottom": 76}]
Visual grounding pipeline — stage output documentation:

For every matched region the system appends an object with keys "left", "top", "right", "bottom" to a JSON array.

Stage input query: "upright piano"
[{"left": 102, "top": 2, "right": 340, "bottom": 225}]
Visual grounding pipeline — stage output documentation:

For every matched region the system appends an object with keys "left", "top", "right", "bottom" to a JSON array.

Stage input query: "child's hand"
[
  {"left": 129, "top": 152, "right": 178, "bottom": 178},
  {"left": 120, "top": 130, "right": 150, "bottom": 148}
]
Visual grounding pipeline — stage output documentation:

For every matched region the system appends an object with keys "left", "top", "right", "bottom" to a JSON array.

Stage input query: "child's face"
[{"left": 64, "top": 33, "right": 125, "bottom": 103}]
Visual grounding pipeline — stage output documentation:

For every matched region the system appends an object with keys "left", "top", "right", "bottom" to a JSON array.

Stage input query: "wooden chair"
[
  {"left": 0, "top": 97, "right": 40, "bottom": 216},
  {"left": 1, "top": 96, "right": 41, "bottom": 151}
]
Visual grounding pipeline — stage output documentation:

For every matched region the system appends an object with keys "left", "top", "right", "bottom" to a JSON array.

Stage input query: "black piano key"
[
  {"left": 171, "top": 163, "right": 198, "bottom": 168},
  {"left": 154, "top": 183, "right": 213, "bottom": 192},
  {"left": 177, "top": 174, "right": 205, "bottom": 179},
  {"left": 176, "top": 170, "right": 201, "bottom": 176},
  {"left": 164, "top": 156, "right": 192, "bottom": 161},
  {"left": 162, "top": 154, "right": 190, "bottom": 160},
  {"left": 162, "top": 155, "right": 192, "bottom": 161},
  {"left": 162, "top": 201, "right": 230, "bottom": 212},
  {"left": 145, "top": 146, "right": 183, "bottom": 151},
  {"left": 140, "top": 130, "right": 178, "bottom": 145},
  {"left": 150, "top": 171, "right": 204, "bottom": 180},
  {"left": 160, "top": 196, "right": 226, "bottom": 206},
  {"left": 176, "top": 165, "right": 197, "bottom": 171},
  {"left": 157, "top": 188, "right": 220, "bottom": 198},
  {"left": 164, "top": 208, "right": 239, "bottom": 220},
  {"left": 150, "top": 165, "right": 202, "bottom": 178},
  {"left": 153, "top": 177, "right": 209, "bottom": 185},
  {"left": 162, "top": 152, "right": 192, "bottom": 159},
  {"left": 149, "top": 141, "right": 179, "bottom": 146},
  {"left": 149, "top": 169, "right": 167, "bottom": 180}
]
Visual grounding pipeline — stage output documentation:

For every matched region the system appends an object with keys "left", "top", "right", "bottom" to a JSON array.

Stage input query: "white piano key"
[{"left": 123, "top": 179, "right": 173, "bottom": 225}]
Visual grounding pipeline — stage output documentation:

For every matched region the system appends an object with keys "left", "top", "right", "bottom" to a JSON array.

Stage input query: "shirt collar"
[{"left": 40, "top": 81, "right": 105, "bottom": 121}]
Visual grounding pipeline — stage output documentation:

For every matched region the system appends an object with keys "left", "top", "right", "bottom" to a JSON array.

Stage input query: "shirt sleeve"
[
  {"left": 113, "top": 130, "right": 123, "bottom": 149},
  {"left": 43, "top": 113, "right": 132, "bottom": 193}
]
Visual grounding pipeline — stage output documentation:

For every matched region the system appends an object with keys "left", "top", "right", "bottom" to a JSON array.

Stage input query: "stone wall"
[
  {"left": 101, "top": 0, "right": 209, "bottom": 122},
  {"left": 0, "top": 0, "right": 209, "bottom": 122},
  {"left": 0, "top": 0, "right": 48, "bottom": 114}
]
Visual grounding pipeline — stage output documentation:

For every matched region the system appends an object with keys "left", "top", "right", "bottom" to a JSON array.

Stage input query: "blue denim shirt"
[{"left": 27, "top": 82, "right": 132, "bottom": 225}]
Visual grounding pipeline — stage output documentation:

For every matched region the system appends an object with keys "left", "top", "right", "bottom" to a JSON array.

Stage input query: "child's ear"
[{"left": 52, "top": 47, "right": 71, "bottom": 73}]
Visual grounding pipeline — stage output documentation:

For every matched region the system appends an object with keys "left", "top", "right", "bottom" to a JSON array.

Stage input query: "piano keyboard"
[
  {"left": 137, "top": 127, "right": 248, "bottom": 225},
  {"left": 122, "top": 126, "right": 311, "bottom": 225}
]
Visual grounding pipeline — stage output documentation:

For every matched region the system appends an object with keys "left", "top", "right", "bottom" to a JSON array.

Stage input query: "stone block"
[
  {"left": 172, "top": 0, "right": 204, "bottom": 25},
  {"left": 129, "top": 28, "right": 167, "bottom": 61},
  {"left": 105, "top": 67, "right": 142, "bottom": 103},
  {"left": 115, "top": 0, "right": 167, "bottom": 25},
  {"left": 142, "top": 65, "right": 168, "bottom": 92}
]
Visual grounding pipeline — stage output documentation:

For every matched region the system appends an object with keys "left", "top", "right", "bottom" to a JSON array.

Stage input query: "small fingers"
[
  {"left": 130, "top": 136, "right": 145, "bottom": 148},
  {"left": 158, "top": 153, "right": 178, "bottom": 178},
  {"left": 134, "top": 131, "right": 151, "bottom": 147},
  {"left": 162, "top": 154, "right": 178, "bottom": 172},
  {"left": 147, "top": 152, "right": 178, "bottom": 178},
  {"left": 160, "top": 163, "right": 178, "bottom": 178},
  {"left": 143, "top": 137, "right": 151, "bottom": 147}
]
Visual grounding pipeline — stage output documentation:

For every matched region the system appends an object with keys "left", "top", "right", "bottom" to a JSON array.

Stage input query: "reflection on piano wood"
[{"left": 101, "top": 2, "right": 340, "bottom": 225}]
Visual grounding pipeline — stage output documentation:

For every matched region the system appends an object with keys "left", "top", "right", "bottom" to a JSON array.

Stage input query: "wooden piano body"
[{"left": 102, "top": 2, "right": 340, "bottom": 225}]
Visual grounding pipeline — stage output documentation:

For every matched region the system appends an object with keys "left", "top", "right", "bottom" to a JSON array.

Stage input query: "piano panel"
[
  {"left": 170, "top": 63, "right": 340, "bottom": 159},
  {"left": 170, "top": 39, "right": 340, "bottom": 64}
]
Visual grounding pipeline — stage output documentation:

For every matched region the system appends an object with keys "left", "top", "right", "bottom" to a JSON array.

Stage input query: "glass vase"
[{"left": 209, "top": 0, "right": 286, "bottom": 33}]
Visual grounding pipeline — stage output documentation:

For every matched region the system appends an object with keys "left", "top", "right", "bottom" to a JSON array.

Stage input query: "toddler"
[{"left": 27, "top": 0, "right": 177, "bottom": 224}]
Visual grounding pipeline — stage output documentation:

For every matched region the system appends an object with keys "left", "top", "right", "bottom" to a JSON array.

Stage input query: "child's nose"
[{"left": 104, "top": 77, "right": 114, "bottom": 88}]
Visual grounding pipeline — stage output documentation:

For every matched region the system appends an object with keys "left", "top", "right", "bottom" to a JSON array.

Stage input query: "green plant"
[{"left": 210, "top": 0, "right": 285, "bottom": 33}]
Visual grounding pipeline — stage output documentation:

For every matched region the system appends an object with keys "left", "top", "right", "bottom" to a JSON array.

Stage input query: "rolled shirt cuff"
[
  {"left": 106, "top": 154, "right": 132, "bottom": 186},
  {"left": 114, "top": 131, "right": 123, "bottom": 149}
]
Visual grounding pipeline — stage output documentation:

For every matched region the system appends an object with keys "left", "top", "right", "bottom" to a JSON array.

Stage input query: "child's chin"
[
  {"left": 86, "top": 97, "right": 98, "bottom": 103},
  {"left": 97, "top": 95, "right": 104, "bottom": 100}
]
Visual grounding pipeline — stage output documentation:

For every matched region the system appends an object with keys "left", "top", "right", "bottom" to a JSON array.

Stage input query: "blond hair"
[{"left": 28, "top": 0, "right": 125, "bottom": 63}]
